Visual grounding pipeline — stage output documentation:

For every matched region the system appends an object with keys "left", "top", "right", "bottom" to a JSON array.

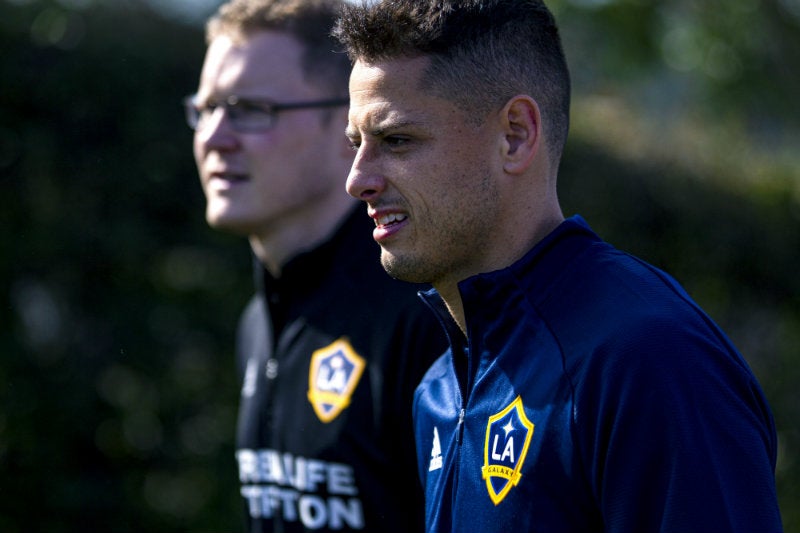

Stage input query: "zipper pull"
[{"left": 456, "top": 408, "right": 466, "bottom": 444}]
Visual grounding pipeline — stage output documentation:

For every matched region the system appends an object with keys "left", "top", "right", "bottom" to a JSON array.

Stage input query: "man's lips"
[
  {"left": 210, "top": 170, "right": 248, "bottom": 181},
  {"left": 374, "top": 212, "right": 408, "bottom": 227},
  {"left": 207, "top": 172, "right": 249, "bottom": 189},
  {"left": 370, "top": 210, "right": 409, "bottom": 242}
]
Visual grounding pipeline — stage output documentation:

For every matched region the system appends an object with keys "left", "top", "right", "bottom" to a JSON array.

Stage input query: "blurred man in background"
[{"left": 185, "top": 0, "right": 445, "bottom": 530}]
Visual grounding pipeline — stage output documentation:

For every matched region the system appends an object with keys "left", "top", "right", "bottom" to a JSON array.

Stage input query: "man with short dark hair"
[{"left": 335, "top": 1, "right": 783, "bottom": 531}]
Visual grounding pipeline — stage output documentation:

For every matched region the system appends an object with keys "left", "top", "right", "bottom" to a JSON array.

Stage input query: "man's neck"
[
  {"left": 433, "top": 282, "right": 467, "bottom": 338},
  {"left": 249, "top": 198, "right": 358, "bottom": 278}
]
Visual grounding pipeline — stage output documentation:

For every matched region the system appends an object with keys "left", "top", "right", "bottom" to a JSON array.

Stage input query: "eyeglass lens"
[
  {"left": 185, "top": 97, "right": 275, "bottom": 132},
  {"left": 184, "top": 95, "right": 349, "bottom": 133}
]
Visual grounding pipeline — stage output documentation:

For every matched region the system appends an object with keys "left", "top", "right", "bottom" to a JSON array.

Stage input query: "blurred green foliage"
[
  {"left": 2, "top": 0, "right": 249, "bottom": 530},
  {"left": 1, "top": 0, "right": 798, "bottom": 531}
]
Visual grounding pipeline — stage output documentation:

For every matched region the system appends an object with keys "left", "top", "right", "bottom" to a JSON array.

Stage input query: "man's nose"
[
  {"left": 198, "top": 108, "right": 238, "bottom": 151},
  {"left": 346, "top": 145, "right": 386, "bottom": 201}
]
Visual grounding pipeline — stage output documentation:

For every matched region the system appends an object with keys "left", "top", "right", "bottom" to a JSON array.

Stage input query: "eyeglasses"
[{"left": 183, "top": 94, "right": 349, "bottom": 133}]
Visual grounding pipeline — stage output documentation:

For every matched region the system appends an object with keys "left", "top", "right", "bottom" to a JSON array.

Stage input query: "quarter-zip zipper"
[
  {"left": 452, "top": 337, "right": 471, "bottom": 445},
  {"left": 455, "top": 407, "right": 466, "bottom": 444}
]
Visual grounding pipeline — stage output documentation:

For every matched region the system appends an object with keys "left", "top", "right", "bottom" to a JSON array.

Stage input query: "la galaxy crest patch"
[
  {"left": 481, "top": 395, "right": 534, "bottom": 505},
  {"left": 307, "top": 338, "right": 365, "bottom": 423}
]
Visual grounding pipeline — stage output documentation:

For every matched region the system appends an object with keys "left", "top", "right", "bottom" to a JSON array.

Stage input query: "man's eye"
[
  {"left": 347, "top": 139, "right": 361, "bottom": 151},
  {"left": 237, "top": 102, "right": 271, "bottom": 115},
  {"left": 384, "top": 136, "right": 409, "bottom": 147}
]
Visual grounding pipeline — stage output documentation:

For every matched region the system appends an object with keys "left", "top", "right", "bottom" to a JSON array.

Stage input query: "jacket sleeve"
[{"left": 574, "top": 314, "right": 782, "bottom": 533}]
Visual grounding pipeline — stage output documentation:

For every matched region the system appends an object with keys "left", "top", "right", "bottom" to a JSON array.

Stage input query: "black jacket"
[{"left": 235, "top": 206, "right": 446, "bottom": 533}]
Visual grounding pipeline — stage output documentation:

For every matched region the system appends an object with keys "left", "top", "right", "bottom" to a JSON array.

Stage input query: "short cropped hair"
[
  {"left": 207, "top": 0, "right": 351, "bottom": 97},
  {"left": 333, "top": 0, "right": 571, "bottom": 162}
]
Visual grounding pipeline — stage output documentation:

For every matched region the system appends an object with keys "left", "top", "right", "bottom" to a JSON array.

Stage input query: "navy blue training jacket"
[{"left": 415, "top": 215, "right": 782, "bottom": 533}]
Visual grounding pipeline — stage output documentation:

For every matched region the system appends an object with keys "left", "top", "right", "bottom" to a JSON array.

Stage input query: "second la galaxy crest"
[
  {"left": 481, "top": 395, "right": 535, "bottom": 505},
  {"left": 307, "top": 338, "right": 365, "bottom": 423}
]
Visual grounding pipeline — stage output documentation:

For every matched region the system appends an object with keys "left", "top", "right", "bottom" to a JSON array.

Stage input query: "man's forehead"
[
  {"left": 350, "top": 56, "right": 428, "bottom": 90},
  {"left": 346, "top": 104, "right": 424, "bottom": 138},
  {"left": 346, "top": 57, "right": 434, "bottom": 132},
  {"left": 199, "top": 32, "right": 312, "bottom": 99}
]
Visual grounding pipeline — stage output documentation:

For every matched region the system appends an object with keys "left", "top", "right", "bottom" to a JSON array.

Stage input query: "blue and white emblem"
[
  {"left": 481, "top": 396, "right": 535, "bottom": 505},
  {"left": 307, "top": 338, "right": 366, "bottom": 423}
]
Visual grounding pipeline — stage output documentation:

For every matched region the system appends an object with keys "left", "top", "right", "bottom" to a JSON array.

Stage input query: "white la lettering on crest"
[{"left": 491, "top": 434, "right": 516, "bottom": 463}]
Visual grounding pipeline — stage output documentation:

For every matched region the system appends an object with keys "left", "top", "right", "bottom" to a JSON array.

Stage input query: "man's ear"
[{"left": 500, "top": 95, "right": 540, "bottom": 175}]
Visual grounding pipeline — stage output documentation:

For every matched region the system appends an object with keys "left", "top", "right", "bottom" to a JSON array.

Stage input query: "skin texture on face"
[
  {"left": 193, "top": 31, "right": 354, "bottom": 274},
  {"left": 345, "top": 57, "right": 504, "bottom": 292}
]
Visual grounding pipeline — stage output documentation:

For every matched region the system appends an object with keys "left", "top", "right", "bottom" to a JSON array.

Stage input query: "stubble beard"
[{"left": 380, "top": 248, "right": 438, "bottom": 285}]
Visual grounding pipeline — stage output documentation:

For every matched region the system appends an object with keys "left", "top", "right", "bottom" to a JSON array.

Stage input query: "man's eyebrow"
[{"left": 345, "top": 119, "right": 425, "bottom": 139}]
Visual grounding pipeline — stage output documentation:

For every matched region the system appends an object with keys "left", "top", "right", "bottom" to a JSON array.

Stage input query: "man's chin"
[
  {"left": 381, "top": 251, "right": 431, "bottom": 284},
  {"left": 206, "top": 213, "right": 252, "bottom": 236}
]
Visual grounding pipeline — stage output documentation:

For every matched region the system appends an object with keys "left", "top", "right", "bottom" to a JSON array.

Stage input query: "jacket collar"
[{"left": 419, "top": 215, "right": 601, "bottom": 344}]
